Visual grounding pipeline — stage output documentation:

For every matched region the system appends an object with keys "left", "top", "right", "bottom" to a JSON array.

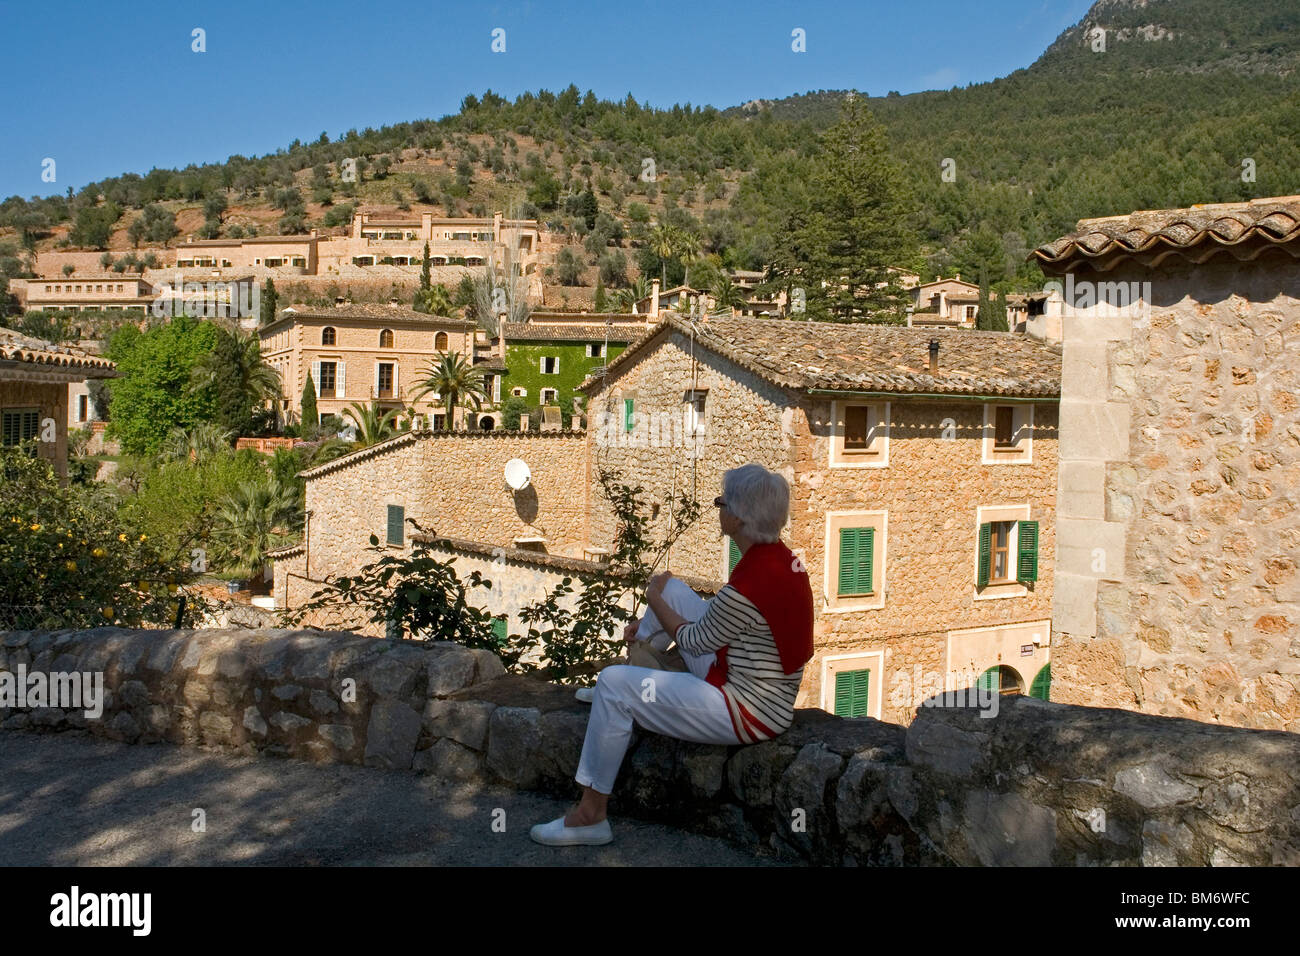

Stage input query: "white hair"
[{"left": 723, "top": 464, "right": 789, "bottom": 543}]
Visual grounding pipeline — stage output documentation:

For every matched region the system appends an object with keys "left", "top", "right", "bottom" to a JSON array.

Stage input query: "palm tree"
[
  {"left": 709, "top": 276, "right": 748, "bottom": 316},
  {"left": 341, "top": 401, "right": 402, "bottom": 447},
  {"left": 190, "top": 327, "right": 282, "bottom": 424},
  {"left": 159, "top": 422, "right": 234, "bottom": 466},
  {"left": 412, "top": 352, "right": 488, "bottom": 431},
  {"left": 211, "top": 479, "right": 300, "bottom": 582},
  {"left": 611, "top": 275, "right": 653, "bottom": 313},
  {"left": 677, "top": 230, "right": 702, "bottom": 288},
  {"left": 649, "top": 224, "right": 677, "bottom": 286}
]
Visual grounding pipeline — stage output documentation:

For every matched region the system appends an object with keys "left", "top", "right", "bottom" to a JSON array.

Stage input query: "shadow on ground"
[{"left": 0, "top": 730, "right": 792, "bottom": 866}]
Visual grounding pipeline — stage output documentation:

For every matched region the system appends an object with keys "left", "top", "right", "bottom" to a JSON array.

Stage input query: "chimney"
[
  {"left": 928, "top": 339, "right": 940, "bottom": 374},
  {"left": 651, "top": 278, "right": 660, "bottom": 316}
]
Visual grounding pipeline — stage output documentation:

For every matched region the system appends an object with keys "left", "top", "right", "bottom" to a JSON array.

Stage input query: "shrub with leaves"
[{"left": 0, "top": 445, "right": 208, "bottom": 628}]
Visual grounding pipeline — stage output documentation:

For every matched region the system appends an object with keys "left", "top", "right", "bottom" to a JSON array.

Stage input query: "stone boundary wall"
[
  {"left": 3, "top": 628, "right": 1297, "bottom": 866},
  {"left": 1052, "top": 255, "right": 1300, "bottom": 732}
]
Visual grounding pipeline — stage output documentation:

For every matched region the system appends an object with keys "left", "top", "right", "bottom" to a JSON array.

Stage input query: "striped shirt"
[{"left": 674, "top": 585, "right": 803, "bottom": 743}]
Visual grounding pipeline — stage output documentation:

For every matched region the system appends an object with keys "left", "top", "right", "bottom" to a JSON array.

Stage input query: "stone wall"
[
  {"left": 1051, "top": 254, "right": 1300, "bottom": 733},
  {"left": 425, "top": 538, "right": 721, "bottom": 661},
  {"left": 0, "top": 379, "right": 69, "bottom": 478},
  {"left": 4, "top": 627, "right": 1297, "bottom": 866},
  {"left": 792, "top": 397, "right": 1058, "bottom": 721},
  {"left": 584, "top": 328, "right": 797, "bottom": 583}
]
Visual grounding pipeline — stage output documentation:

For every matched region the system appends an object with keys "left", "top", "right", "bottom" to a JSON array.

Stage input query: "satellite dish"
[{"left": 504, "top": 458, "right": 531, "bottom": 491}]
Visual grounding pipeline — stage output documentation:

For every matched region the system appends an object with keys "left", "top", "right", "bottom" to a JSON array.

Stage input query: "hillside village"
[
  {"left": 3, "top": 188, "right": 1298, "bottom": 736},
  {"left": 4, "top": 0, "right": 1300, "bottom": 879}
]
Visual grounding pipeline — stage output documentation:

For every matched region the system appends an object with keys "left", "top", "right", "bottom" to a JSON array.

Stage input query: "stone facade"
[
  {"left": 6, "top": 626, "right": 1298, "bottom": 866},
  {"left": 1047, "top": 253, "right": 1300, "bottom": 732},
  {"left": 258, "top": 305, "right": 480, "bottom": 425},
  {"left": 273, "top": 430, "right": 589, "bottom": 613},
  {"left": 582, "top": 326, "right": 1060, "bottom": 724}
]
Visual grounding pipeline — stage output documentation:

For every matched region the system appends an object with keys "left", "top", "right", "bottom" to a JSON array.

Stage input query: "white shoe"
[
  {"left": 574, "top": 686, "right": 595, "bottom": 703},
  {"left": 530, "top": 815, "right": 613, "bottom": 846}
]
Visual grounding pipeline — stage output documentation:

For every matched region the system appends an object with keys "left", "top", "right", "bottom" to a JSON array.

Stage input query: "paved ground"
[{"left": 0, "top": 731, "right": 791, "bottom": 866}]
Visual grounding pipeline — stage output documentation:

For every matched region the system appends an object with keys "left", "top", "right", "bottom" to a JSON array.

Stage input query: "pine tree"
[
  {"left": 769, "top": 95, "right": 917, "bottom": 324},
  {"left": 976, "top": 272, "right": 992, "bottom": 330},
  {"left": 992, "top": 290, "right": 1010, "bottom": 331},
  {"left": 260, "top": 278, "right": 278, "bottom": 326},
  {"left": 301, "top": 374, "right": 318, "bottom": 428}
]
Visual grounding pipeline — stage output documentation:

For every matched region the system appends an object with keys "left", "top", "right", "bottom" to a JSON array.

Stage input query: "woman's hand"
[{"left": 622, "top": 620, "right": 640, "bottom": 645}]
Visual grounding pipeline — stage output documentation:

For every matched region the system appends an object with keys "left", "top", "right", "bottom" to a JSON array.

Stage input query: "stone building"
[
  {"left": 11, "top": 274, "right": 156, "bottom": 313},
  {"left": 909, "top": 276, "right": 981, "bottom": 328},
  {"left": 578, "top": 315, "right": 1062, "bottom": 723},
  {"left": 269, "top": 429, "right": 590, "bottom": 637},
  {"left": 500, "top": 315, "right": 641, "bottom": 424},
  {"left": 1033, "top": 195, "right": 1300, "bottom": 733},
  {"left": 0, "top": 327, "right": 117, "bottom": 479},
  {"left": 259, "top": 302, "right": 481, "bottom": 427}
]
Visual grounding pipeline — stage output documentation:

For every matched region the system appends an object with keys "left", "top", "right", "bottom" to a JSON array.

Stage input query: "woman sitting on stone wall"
[{"left": 530, "top": 463, "right": 815, "bottom": 846}]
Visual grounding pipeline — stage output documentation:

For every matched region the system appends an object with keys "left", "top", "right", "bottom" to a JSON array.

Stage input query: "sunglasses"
[{"left": 713, "top": 496, "right": 727, "bottom": 509}]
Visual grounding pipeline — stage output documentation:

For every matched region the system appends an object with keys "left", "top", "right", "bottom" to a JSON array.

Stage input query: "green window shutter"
[
  {"left": 386, "top": 504, "right": 405, "bottom": 546},
  {"left": 837, "top": 527, "right": 875, "bottom": 596},
  {"left": 834, "top": 669, "right": 870, "bottom": 718},
  {"left": 976, "top": 522, "right": 992, "bottom": 588},
  {"left": 1016, "top": 520, "right": 1039, "bottom": 583},
  {"left": 491, "top": 616, "right": 508, "bottom": 644},
  {"left": 624, "top": 398, "right": 634, "bottom": 432},
  {"left": 1029, "top": 663, "right": 1051, "bottom": 700},
  {"left": 860, "top": 527, "right": 874, "bottom": 594},
  {"left": 728, "top": 538, "right": 741, "bottom": 573},
  {"left": 837, "top": 528, "right": 859, "bottom": 596},
  {"left": 977, "top": 666, "right": 1000, "bottom": 693}
]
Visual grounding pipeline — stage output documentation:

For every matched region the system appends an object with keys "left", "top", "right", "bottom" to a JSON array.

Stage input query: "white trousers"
[{"left": 575, "top": 578, "right": 740, "bottom": 795}]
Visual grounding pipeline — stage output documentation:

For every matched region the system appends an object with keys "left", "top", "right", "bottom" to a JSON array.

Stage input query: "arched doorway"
[
  {"left": 977, "top": 665, "right": 1024, "bottom": 696},
  {"left": 479, "top": 416, "right": 495, "bottom": 430}
]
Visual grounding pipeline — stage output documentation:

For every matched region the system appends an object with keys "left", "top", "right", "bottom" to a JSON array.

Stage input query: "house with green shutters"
[
  {"left": 500, "top": 313, "right": 646, "bottom": 426},
  {"left": 578, "top": 314, "right": 1062, "bottom": 725}
]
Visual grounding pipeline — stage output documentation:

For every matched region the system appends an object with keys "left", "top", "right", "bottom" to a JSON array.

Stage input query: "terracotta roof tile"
[
  {"left": 0, "top": 327, "right": 118, "bottom": 376},
  {"left": 579, "top": 315, "right": 1060, "bottom": 398},
  {"left": 264, "top": 303, "right": 476, "bottom": 330},
  {"left": 1033, "top": 195, "right": 1300, "bottom": 273},
  {"left": 501, "top": 322, "right": 642, "bottom": 343}
]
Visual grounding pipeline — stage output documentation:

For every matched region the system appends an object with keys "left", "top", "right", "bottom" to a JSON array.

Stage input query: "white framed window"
[
  {"left": 511, "top": 387, "right": 527, "bottom": 398},
  {"left": 540, "top": 388, "right": 558, "bottom": 404},
  {"left": 540, "top": 356, "right": 559, "bottom": 374},
  {"left": 982, "top": 403, "right": 1034, "bottom": 464},
  {"left": 821, "top": 651, "right": 885, "bottom": 720},
  {"left": 586, "top": 342, "right": 605, "bottom": 358},
  {"left": 829, "top": 400, "right": 889, "bottom": 468},
  {"left": 973, "top": 504, "right": 1033, "bottom": 601},
  {"left": 823, "top": 511, "right": 887, "bottom": 612}
]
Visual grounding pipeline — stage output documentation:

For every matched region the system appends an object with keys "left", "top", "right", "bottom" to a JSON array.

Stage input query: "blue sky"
[{"left": 0, "top": 0, "right": 1095, "bottom": 199}]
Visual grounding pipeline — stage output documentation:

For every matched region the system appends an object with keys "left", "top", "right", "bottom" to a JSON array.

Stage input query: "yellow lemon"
[
  {"left": 30, "top": 524, "right": 41, "bottom": 532},
  {"left": 118, "top": 533, "right": 127, "bottom": 542},
  {"left": 101, "top": 606, "right": 114, "bottom": 620},
  {"left": 64, "top": 560, "right": 77, "bottom": 572},
  {"left": 92, "top": 548, "right": 106, "bottom": 558}
]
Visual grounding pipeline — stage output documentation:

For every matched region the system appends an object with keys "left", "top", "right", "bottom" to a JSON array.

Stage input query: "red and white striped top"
[{"left": 674, "top": 585, "right": 804, "bottom": 743}]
